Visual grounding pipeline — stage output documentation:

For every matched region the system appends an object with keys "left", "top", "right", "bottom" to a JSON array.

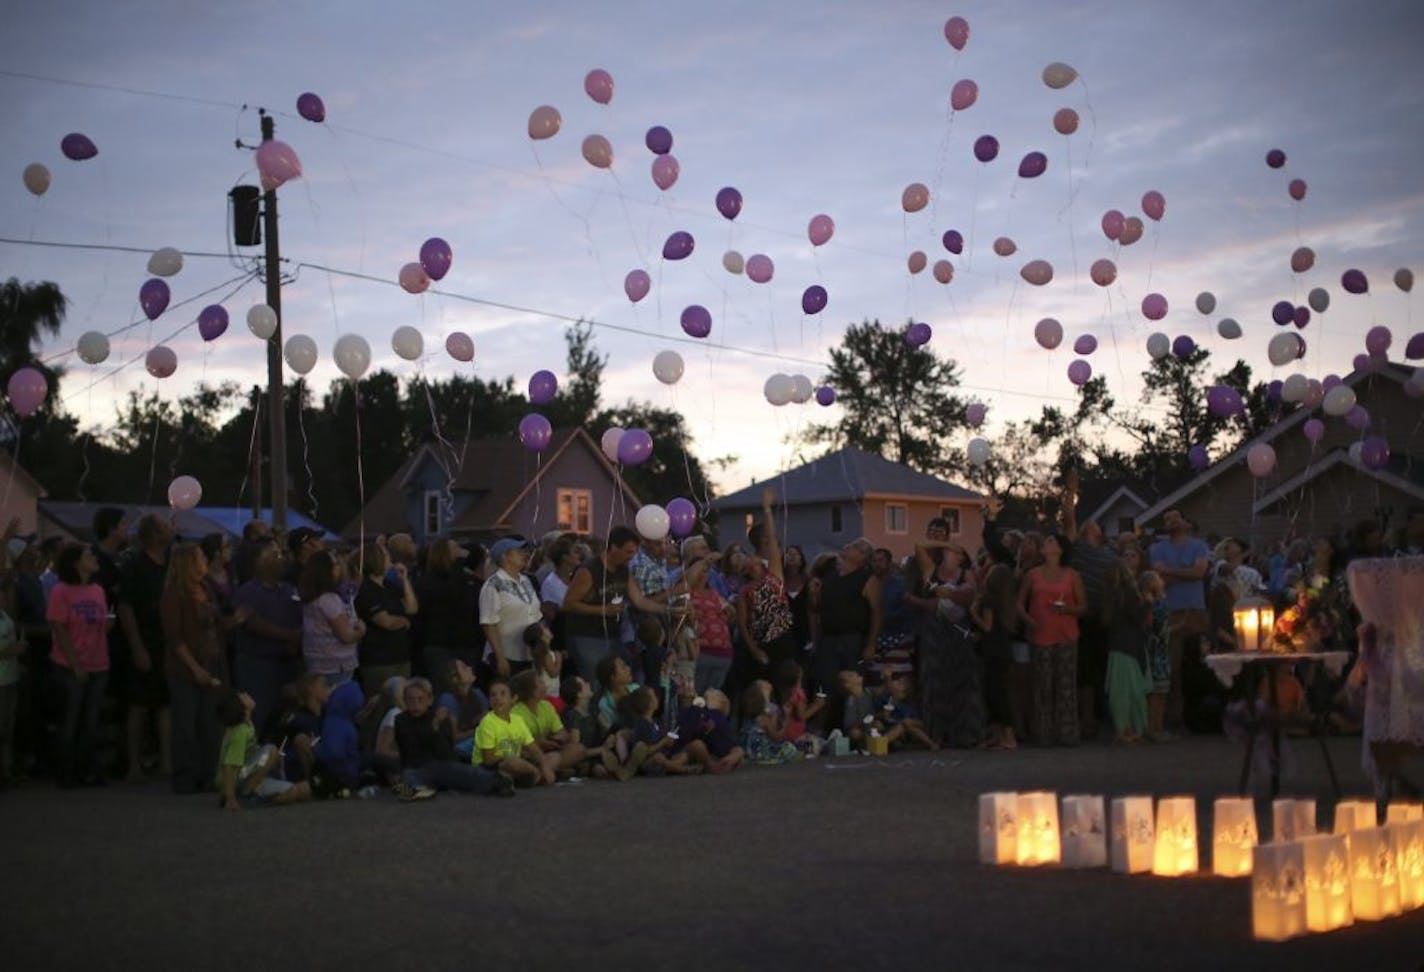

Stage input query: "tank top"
[
  {"left": 565, "top": 558, "right": 630, "bottom": 641},
  {"left": 819, "top": 565, "right": 871, "bottom": 636},
  {"left": 1025, "top": 568, "right": 1079, "bottom": 648}
]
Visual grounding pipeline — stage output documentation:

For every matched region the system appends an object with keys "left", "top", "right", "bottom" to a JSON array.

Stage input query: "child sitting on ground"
[
  {"left": 617, "top": 686, "right": 704, "bottom": 776},
  {"left": 635, "top": 617, "right": 675, "bottom": 730},
  {"left": 315, "top": 680, "right": 366, "bottom": 796},
  {"left": 371, "top": 675, "right": 407, "bottom": 787},
  {"left": 772, "top": 658, "right": 826, "bottom": 754},
  {"left": 672, "top": 687, "right": 742, "bottom": 774},
  {"left": 878, "top": 674, "right": 939, "bottom": 750},
  {"left": 558, "top": 676, "right": 609, "bottom": 776},
  {"left": 395, "top": 677, "right": 511, "bottom": 799},
  {"left": 838, "top": 669, "right": 880, "bottom": 751},
  {"left": 511, "top": 669, "right": 585, "bottom": 776},
  {"left": 436, "top": 660, "right": 489, "bottom": 760},
  {"left": 739, "top": 680, "right": 800, "bottom": 765},
  {"left": 475, "top": 678, "right": 555, "bottom": 787},
  {"left": 595, "top": 654, "right": 640, "bottom": 737},
  {"left": 216, "top": 688, "right": 312, "bottom": 810},
  {"left": 270, "top": 673, "right": 330, "bottom": 782}
]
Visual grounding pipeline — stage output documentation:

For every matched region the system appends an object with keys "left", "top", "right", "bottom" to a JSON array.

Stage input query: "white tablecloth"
[
  {"left": 1347, "top": 556, "right": 1424, "bottom": 749},
  {"left": 1203, "top": 651, "right": 1351, "bottom": 689}
]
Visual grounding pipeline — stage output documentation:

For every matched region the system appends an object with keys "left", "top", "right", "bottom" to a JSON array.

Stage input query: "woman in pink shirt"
[
  {"left": 46, "top": 543, "right": 112, "bottom": 787},
  {"left": 1017, "top": 534, "right": 1086, "bottom": 747}
]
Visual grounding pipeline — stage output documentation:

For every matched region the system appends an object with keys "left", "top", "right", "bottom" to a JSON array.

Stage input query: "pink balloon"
[
  {"left": 992, "top": 236, "right": 1016, "bottom": 257},
  {"left": 527, "top": 105, "right": 562, "bottom": 141},
  {"left": 1141, "top": 190, "right": 1166, "bottom": 221},
  {"left": 944, "top": 15, "right": 969, "bottom": 50},
  {"left": 1089, "top": 258, "right": 1117, "bottom": 287},
  {"left": 651, "top": 155, "right": 680, "bottom": 191},
  {"left": 1053, "top": 108, "right": 1080, "bottom": 136},
  {"left": 1101, "top": 209, "right": 1125, "bottom": 241},
  {"left": 1141, "top": 293, "right": 1168, "bottom": 320},
  {"left": 1246, "top": 443, "right": 1277, "bottom": 478},
  {"left": 6, "top": 367, "right": 47, "bottom": 417},
  {"left": 1118, "top": 217, "right": 1145, "bottom": 245},
  {"left": 808, "top": 214, "right": 835, "bottom": 246},
  {"left": 901, "top": 183, "right": 929, "bottom": 213},
  {"left": 966, "top": 402, "right": 987, "bottom": 427},
  {"left": 950, "top": 79, "right": 978, "bottom": 111},
  {"left": 932, "top": 260, "right": 954, "bottom": 284},
  {"left": 581, "top": 134, "right": 612, "bottom": 169},
  {"left": 907, "top": 251, "right": 927, "bottom": 275},
  {"left": 1034, "top": 318, "right": 1063, "bottom": 350},
  {"left": 445, "top": 332, "right": 474, "bottom": 363},
  {"left": 1290, "top": 246, "right": 1315, "bottom": 274},
  {"left": 624, "top": 269, "right": 651, "bottom": 303},
  {"left": 1020, "top": 259, "right": 1053, "bottom": 286},
  {"left": 399, "top": 262, "right": 430, "bottom": 294},
  {"left": 1073, "top": 334, "right": 1098, "bottom": 356},
  {"left": 1288, "top": 179, "right": 1307, "bottom": 201},
  {"left": 1302, "top": 418, "right": 1325, "bottom": 444},
  {"left": 584, "top": 69, "right": 614, "bottom": 105},
  {"left": 745, "top": 254, "right": 774, "bottom": 284},
  {"left": 255, "top": 140, "right": 302, "bottom": 190},
  {"left": 145, "top": 345, "right": 177, "bottom": 379}
]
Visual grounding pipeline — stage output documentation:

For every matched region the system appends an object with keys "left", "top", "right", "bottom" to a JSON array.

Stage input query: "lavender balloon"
[
  {"left": 518, "top": 413, "right": 553, "bottom": 452},
  {"left": 666, "top": 497, "right": 697, "bottom": 538},
  {"left": 296, "top": 92, "right": 326, "bottom": 123},
  {"left": 528, "top": 369, "right": 558, "bottom": 405},
  {"left": 1017, "top": 151, "right": 1048, "bottom": 179},
  {"left": 1067, "top": 359, "right": 1092, "bottom": 386},
  {"left": 616, "top": 428, "right": 654, "bottom": 466},
  {"left": 662, "top": 231, "right": 695, "bottom": 261},
  {"left": 815, "top": 385, "right": 836, "bottom": 407},
  {"left": 942, "top": 230, "right": 964, "bottom": 254},
  {"left": 905, "top": 322, "right": 932, "bottom": 347},
  {"left": 1360, "top": 436, "right": 1390, "bottom": 470},
  {"left": 965, "top": 402, "right": 987, "bottom": 428},
  {"left": 1206, "top": 385, "right": 1243, "bottom": 418},
  {"left": 680, "top": 305, "right": 712, "bottom": 338},
  {"left": 745, "top": 254, "right": 774, "bottom": 284},
  {"left": 1302, "top": 418, "right": 1325, "bottom": 444},
  {"left": 801, "top": 285, "right": 828, "bottom": 316},
  {"left": 645, "top": 126, "right": 673, "bottom": 155},
  {"left": 973, "top": 135, "right": 999, "bottom": 163},
  {"left": 1073, "top": 334, "right": 1098, "bottom": 356},
  {"left": 197, "top": 304, "right": 229, "bottom": 342},
  {"left": 139, "top": 278, "right": 170, "bottom": 321},
  {"left": 1345, "top": 405, "right": 1370, "bottom": 431},
  {"left": 1321, "top": 374, "right": 1342, "bottom": 392},
  {"left": 1365, "top": 325, "right": 1392, "bottom": 356},
  {"left": 420, "top": 237, "right": 453, "bottom": 281}
]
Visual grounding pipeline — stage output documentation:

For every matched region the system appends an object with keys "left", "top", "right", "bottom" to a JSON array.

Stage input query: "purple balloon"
[
  {"left": 139, "top": 278, "right": 170, "bottom": 321},
  {"left": 1341, "top": 269, "right": 1368, "bottom": 294},
  {"left": 1267, "top": 379, "right": 1283, "bottom": 404},
  {"left": 1188, "top": 445, "right": 1209, "bottom": 472},
  {"left": 715, "top": 187, "right": 743, "bottom": 221},
  {"left": 1067, "top": 359, "right": 1092, "bottom": 386},
  {"left": 616, "top": 428, "right": 654, "bottom": 466},
  {"left": 1295, "top": 336, "right": 1308, "bottom": 360},
  {"left": 680, "top": 305, "right": 712, "bottom": 338},
  {"left": 1206, "top": 385, "right": 1243, "bottom": 418},
  {"left": 965, "top": 402, "right": 987, "bottom": 427},
  {"left": 296, "top": 92, "right": 326, "bottom": 123},
  {"left": 801, "top": 285, "right": 828, "bottom": 316},
  {"left": 1266, "top": 149, "right": 1287, "bottom": 169},
  {"left": 1406, "top": 332, "right": 1424, "bottom": 360},
  {"left": 666, "top": 497, "right": 697, "bottom": 538},
  {"left": 815, "top": 385, "right": 836, "bottom": 407},
  {"left": 419, "top": 237, "right": 453, "bottom": 281},
  {"left": 942, "top": 230, "right": 964, "bottom": 254},
  {"left": 1302, "top": 418, "right": 1325, "bottom": 444},
  {"left": 905, "top": 322, "right": 932, "bottom": 347},
  {"left": 518, "top": 413, "right": 553, "bottom": 452},
  {"left": 61, "top": 133, "right": 98, "bottom": 161},
  {"left": 662, "top": 231, "right": 695, "bottom": 261},
  {"left": 745, "top": 254, "right": 774, "bottom": 284},
  {"left": 1345, "top": 405, "right": 1371, "bottom": 431},
  {"left": 1365, "top": 325, "right": 1392, "bottom": 356},
  {"left": 1360, "top": 436, "right": 1390, "bottom": 470},
  {"left": 528, "top": 369, "right": 558, "bottom": 405},
  {"left": 1352, "top": 353, "right": 1371, "bottom": 374},
  {"left": 1271, "top": 300, "right": 1295, "bottom": 325},
  {"left": 1017, "top": 151, "right": 1048, "bottom": 179},
  {"left": 197, "top": 304, "right": 229, "bottom": 342},
  {"left": 973, "top": 135, "right": 1000, "bottom": 163},
  {"left": 1172, "top": 335, "right": 1196, "bottom": 360},
  {"left": 1321, "top": 374, "right": 1342, "bottom": 392},
  {"left": 1293, "top": 306, "right": 1310, "bottom": 329},
  {"left": 1073, "top": 334, "right": 1098, "bottom": 356},
  {"left": 1366, "top": 352, "right": 1388, "bottom": 372},
  {"left": 645, "top": 126, "right": 673, "bottom": 155}
]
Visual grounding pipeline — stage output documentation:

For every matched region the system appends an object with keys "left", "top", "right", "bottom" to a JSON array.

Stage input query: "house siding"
[
  {"left": 503, "top": 442, "right": 631, "bottom": 539},
  {"left": 714, "top": 501, "right": 864, "bottom": 558},
  {"left": 862, "top": 497, "right": 984, "bottom": 559}
]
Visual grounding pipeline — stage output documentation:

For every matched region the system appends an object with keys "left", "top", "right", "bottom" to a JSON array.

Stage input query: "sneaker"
[
  {"left": 491, "top": 771, "right": 516, "bottom": 798},
  {"left": 393, "top": 781, "right": 436, "bottom": 802}
]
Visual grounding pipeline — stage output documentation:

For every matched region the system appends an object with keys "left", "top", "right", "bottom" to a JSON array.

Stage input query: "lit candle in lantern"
[
  {"left": 1232, "top": 595, "right": 1275, "bottom": 653},
  {"left": 1252, "top": 841, "right": 1308, "bottom": 941},
  {"left": 1060, "top": 795, "right": 1107, "bottom": 869},
  {"left": 1348, "top": 826, "right": 1402, "bottom": 921},
  {"left": 1397, "top": 819, "right": 1424, "bottom": 911},
  {"left": 1387, "top": 801, "right": 1423, "bottom": 825},
  {"left": 1212, "top": 797, "right": 1258, "bottom": 877},
  {"left": 978, "top": 792, "right": 1019, "bottom": 865},
  {"left": 1334, "top": 799, "right": 1377, "bottom": 834},
  {"left": 1111, "top": 796, "right": 1155, "bottom": 874},
  {"left": 1152, "top": 796, "right": 1199, "bottom": 877},
  {"left": 1272, "top": 798, "right": 1316, "bottom": 842},
  {"left": 1301, "top": 834, "right": 1354, "bottom": 932},
  {"left": 1015, "top": 791, "right": 1061, "bottom": 866}
]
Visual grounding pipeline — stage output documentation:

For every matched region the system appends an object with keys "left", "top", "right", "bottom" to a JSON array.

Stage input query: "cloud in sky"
[{"left": 2, "top": 0, "right": 1423, "bottom": 495}]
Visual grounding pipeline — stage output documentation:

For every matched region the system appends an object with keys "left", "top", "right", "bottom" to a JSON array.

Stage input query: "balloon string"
[
  {"left": 297, "top": 389, "right": 319, "bottom": 519},
  {"left": 1078, "top": 77, "right": 1099, "bottom": 170},
  {"left": 320, "top": 123, "right": 370, "bottom": 274},
  {"left": 930, "top": 103, "right": 955, "bottom": 227},
  {"left": 533, "top": 452, "right": 542, "bottom": 534},
  {"left": 422, "top": 375, "right": 458, "bottom": 520},
  {"left": 353, "top": 379, "right": 366, "bottom": 575},
  {"left": 529, "top": 144, "right": 595, "bottom": 251},
  {"left": 608, "top": 169, "right": 650, "bottom": 269},
  {"left": 967, "top": 166, "right": 980, "bottom": 270},
  {"left": 1063, "top": 137, "right": 1080, "bottom": 293},
  {"left": 233, "top": 391, "right": 262, "bottom": 527},
  {"left": 146, "top": 396, "right": 162, "bottom": 505}
]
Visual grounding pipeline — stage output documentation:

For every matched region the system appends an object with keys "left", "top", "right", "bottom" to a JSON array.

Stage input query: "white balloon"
[
  {"left": 1267, "top": 332, "right": 1302, "bottom": 367},
  {"left": 967, "top": 437, "right": 991, "bottom": 467},
  {"left": 652, "top": 350, "right": 684, "bottom": 385},
  {"left": 1146, "top": 332, "right": 1170, "bottom": 360},
  {"left": 167, "top": 474, "right": 202, "bottom": 511},
  {"left": 333, "top": 334, "right": 372, "bottom": 380},
  {"left": 1322, "top": 384, "right": 1356, "bottom": 417},
  {"left": 247, "top": 304, "right": 278, "bottom": 340},
  {"left": 722, "top": 250, "right": 744, "bottom": 275},
  {"left": 764, "top": 373, "right": 794, "bottom": 407},
  {"left": 76, "top": 330, "right": 110, "bottom": 365},
  {"left": 1246, "top": 443, "right": 1277, "bottom": 478},
  {"left": 283, "top": 334, "right": 318, "bottom": 375},
  {"left": 1216, "top": 318, "right": 1242, "bottom": 340},
  {"left": 601, "top": 427, "right": 624, "bottom": 463},
  {"left": 1195, "top": 291, "right": 1217, "bottom": 315},
  {"left": 22, "top": 163, "right": 50, "bottom": 196},
  {"left": 1280, "top": 373, "right": 1309, "bottom": 403},
  {"left": 788, "top": 374, "right": 814, "bottom": 404},
  {"left": 391, "top": 325, "right": 424, "bottom": 361},
  {"left": 147, "top": 247, "right": 184, "bottom": 277},
  {"left": 634, "top": 504, "right": 670, "bottom": 541}
]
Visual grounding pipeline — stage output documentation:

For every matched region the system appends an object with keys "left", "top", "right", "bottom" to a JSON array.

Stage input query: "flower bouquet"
[{"left": 1271, "top": 573, "right": 1342, "bottom": 654}]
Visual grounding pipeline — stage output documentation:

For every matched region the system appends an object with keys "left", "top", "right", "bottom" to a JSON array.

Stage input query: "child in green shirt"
[{"left": 216, "top": 689, "right": 312, "bottom": 810}]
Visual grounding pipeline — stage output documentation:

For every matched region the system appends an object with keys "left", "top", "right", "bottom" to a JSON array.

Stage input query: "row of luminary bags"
[{"left": 978, "top": 791, "right": 1424, "bottom": 940}]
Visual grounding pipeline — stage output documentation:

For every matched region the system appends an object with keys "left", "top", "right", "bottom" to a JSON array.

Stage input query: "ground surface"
[{"left": 2, "top": 736, "right": 1421, "bottom": 972}]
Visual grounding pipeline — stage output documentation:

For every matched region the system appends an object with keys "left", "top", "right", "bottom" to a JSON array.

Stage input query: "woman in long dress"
[{"left": 905, "top": 529, "right": 984, "bottom": 748}]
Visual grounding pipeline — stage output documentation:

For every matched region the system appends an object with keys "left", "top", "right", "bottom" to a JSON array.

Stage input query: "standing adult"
[
  {"left": 869, "top": 547, "right": 915, "bottom": 682},
  {"left": 353, "top": 540, "right": 418, "bottom": 699},
  {"left": 162, "top": 543, "right": 234, "bottom": 793},
  {"left": 563, "top": 526, "right": 660, "bottom": 685},
  {"left": 782, "top": 545, "right": 812, "bottom": 655},
  {"left": 905, "top": 527, "right": 982, "bottom": 747},
  {"left": 46, "top": 544, "right": 112, "bottom": 787},
  {"left": 232, "top": 519, "right": 272, "bottom": 586},
  {"left": 971, "top": 544, "right": 1021, "bottom": 749},
  {"left": 416, "top": 538, "right": 479, "bottom": 681},
  {"left": 283, "top": 527, "right": 325, "bottom": 587},
  {"left": 1062, "top": 477, "right": 1119, "bottom": 742},
  {"left": 231, "top": 539, "right": 303, "bottom": 734},
  {"left": 479, "top": 538, "right": 543, "bottom": 678},
  {"left": 115, "top": 513, "right": 174, "bottom": 783},
  {"left": 737, "top": 489, "right": 797, "bottom": 683},
  {"left": 1148, "top": 510, "right": 1211, "bottom": 731},
  {"left": 537, "top": 535, "right": 580, "bottom": 654},
  {"left": 1018, "top": 534, "right": 1086, "bottom": 747},
  {"left": 298, "top": 550, "right": 364, "bottom": 688},
  {"left": 810, "top": 537, "right": 882, "bottom": 695}
]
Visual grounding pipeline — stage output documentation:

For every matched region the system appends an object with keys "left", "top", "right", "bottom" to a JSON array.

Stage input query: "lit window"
[
  {"left": 885, "top": 503, "right": 908, "bottom": 534},
  {"left": 557, "top": 489, "right": 593, "bottom": 534}
]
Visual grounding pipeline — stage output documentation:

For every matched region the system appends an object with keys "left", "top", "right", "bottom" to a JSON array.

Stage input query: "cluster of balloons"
[
  {"left": 634, "top": 496, "right": 699, "bottom": 541},
  {"left": 282, "top": 330, "right": 381, "bottom": 380},
  {"left": 763, "top": 373, "right": 830, "bottom": 407},
  {"left": 600, "top": 427, "right": 654, "bottom": 465},
  {"left": 399, "top": 237, "right": 453, "bottom": 295}
]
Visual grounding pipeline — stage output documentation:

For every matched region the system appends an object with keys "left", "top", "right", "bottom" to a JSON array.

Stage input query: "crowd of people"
[{"left": 0, "top": 486, "right": 1418, "bottom": 809}]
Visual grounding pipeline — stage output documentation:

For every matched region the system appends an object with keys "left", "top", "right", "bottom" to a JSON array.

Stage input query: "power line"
[{"left": 0, "top": 68, "right": 247, "bottom": 112}]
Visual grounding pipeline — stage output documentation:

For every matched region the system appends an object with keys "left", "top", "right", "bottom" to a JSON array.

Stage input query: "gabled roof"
[
  {"left": 1080, "top": 483, "right": 1153, "bottom": 525},
  {"left": 1252, "top": 448, "right": 1424, "bottom": 512},
  {"left": 345, "top": 427, "right": 639, "bottom": 538},
  {"left": 1134, "top": 363, "right": 1414, "bottom": 527},
  {"left": 710, "top": 446, "right": 980, "bottom": 510}
]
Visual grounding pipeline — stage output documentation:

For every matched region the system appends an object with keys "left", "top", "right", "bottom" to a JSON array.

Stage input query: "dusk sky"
[{"left": 3, "top": 0, "right": 1422, "bottom": 499}]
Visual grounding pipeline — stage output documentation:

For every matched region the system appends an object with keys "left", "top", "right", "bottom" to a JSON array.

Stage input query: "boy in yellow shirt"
[{"left": 475, "top": 679, "right": 553, "bottom": 787}]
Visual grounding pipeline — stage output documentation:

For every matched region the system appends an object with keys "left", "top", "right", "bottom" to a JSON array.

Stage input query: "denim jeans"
[
  {"left": 694, "top": 654, "right": 733, "bottom": 695},
  {"left": 55, "top": 667, "right": 108, "bottom": 783},
  {"left": 401, "top": 761, "right": 497, "bottom": 794},
  {"left": 168, "top": 666, "right": 225, "bottom": 793}
]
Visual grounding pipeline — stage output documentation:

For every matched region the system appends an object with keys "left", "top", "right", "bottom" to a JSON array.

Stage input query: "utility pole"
[{"left": 260, "top": 111, "right": 289, "bottom": 528}]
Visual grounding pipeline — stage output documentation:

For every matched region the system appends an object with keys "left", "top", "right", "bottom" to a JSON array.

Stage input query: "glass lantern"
[{"left": 1233, "top": 595, "right": 1276, "bottom": 653}]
